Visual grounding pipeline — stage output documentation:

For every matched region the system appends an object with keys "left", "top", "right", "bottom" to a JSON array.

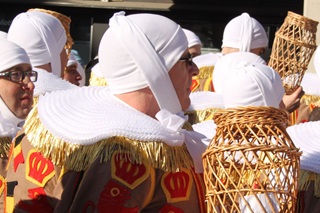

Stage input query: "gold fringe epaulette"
[
  {"left": 32, "top": 96, "right": 39, "bottom": 107},
  {"left": 185, "top": 107, "right": 221, "bottom": 125},
  {"left": 0, "top": 137, "right": 11, "bottom": 158},
  {"left": 89, "top": 72, "right": 107, "bottom": 86},
  {"left": 24, "top": 105, "right": 194, "bottom": 172},
  {"left": 197, "top": 66, "right": 214, "bottom": 79},
  {"left": 300, "top": 94, "right": 320, "bottom": 107},
  {"left": 299, "top": 169, "right": 320, "bottom": 197}
]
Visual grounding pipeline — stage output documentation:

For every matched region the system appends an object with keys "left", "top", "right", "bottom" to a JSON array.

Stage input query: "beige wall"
[{"left": 304, "top": 0, "right": 320, "bottom": 73}]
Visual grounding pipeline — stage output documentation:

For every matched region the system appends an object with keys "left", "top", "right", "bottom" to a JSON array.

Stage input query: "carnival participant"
[
  {"left": 64, "top": 51, "right": 85, "bottom": 86},
  {"left": 183, "top": 28, "right": 202, "bottom": 57},
  {"left": 5, "top": 12, "right": 207, "bottom": 212},
  {"left": 217, "top": 13, "right": 303, "bottom": 113},
  {"left": 203, "top": 60, "right": 299, "bottom": 212},
  {"left": 7, "top": 10, "right": 76, "bottom": 100},
  {"left": 192, "top": 12, "right": 268, "bottom": 92},
  {"left": 0, "top": 38, "right": 36, "bottom": 210}
]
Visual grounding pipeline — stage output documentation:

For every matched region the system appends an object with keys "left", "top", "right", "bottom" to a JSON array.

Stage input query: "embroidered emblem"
[
  {"left": 5, "top": 181, "right": 18, "bottom": 213},
  {"left": 17, "top": 187, "right": 53, "bottom": 212},
  {"left": 203, "top": 76, "right": 213, "bottom": 92},
  {"left": 26, "top": 149, "right": 55, "bottom": 187},
  {"left": 82, "top": 200, "right": 95, "bottom": 212},
  {"left": 160, "top": 204, "right": 184, "bottom": 213},
  {"left": 161, "top": 168, "right": 192, "bottom": 203},
  {"left": 13, "top": 141, "right": 24, "bottom": 172},
  {"left": 111, "top": 151, "right": 149, "bottom": 189},
  {"left": 191, "top": 79, "right": 200, "bottom": 92},
  {"left": 97, "top": 179, "right": 138, "bottom": 212}
]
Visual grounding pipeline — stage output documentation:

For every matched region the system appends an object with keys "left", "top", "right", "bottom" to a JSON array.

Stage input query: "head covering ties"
[
  {"left": 99, "top": 11, "right": 187, "bottom": 115},
  {"left": 0, "top": 39, "right": 31, "bottom": 138},
  {"left": 222, "top": 62, "right": 284, "bottom": 108},
  {"left": 213, "top": 52, "right": 266, "bottom": 94},
  {"left": 7, "top": 11, "right": 66, "bottom": 77},
  {"left": 183, "top": 28, "right": 201, "bottom": 48},
  {"left": 222, "top": 13, "right": 268, "bottom": 52}
]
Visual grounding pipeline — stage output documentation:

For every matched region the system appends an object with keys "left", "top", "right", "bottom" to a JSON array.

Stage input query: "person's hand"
[{"left": 281, "top": 86, "right": 305, "bottom": 113}]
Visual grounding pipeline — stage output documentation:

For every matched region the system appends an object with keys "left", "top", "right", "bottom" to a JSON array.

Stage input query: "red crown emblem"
[
  {"left": 26, "top": 150, "right": 55, "bottom": 187},
  {"left": 161, "top": 169, "right": 192, "bottom": 203},
  {"left": 111, "top": 151, "right": 149, "bottom": 189}
]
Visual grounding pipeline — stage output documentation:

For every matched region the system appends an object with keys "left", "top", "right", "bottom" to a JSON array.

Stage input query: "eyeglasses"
[
  {"left": 0, "top": 69, "right": 38, "bottom": 82},
  {"left": 179, "top": 53, "right": 193, "bottom": 66}
]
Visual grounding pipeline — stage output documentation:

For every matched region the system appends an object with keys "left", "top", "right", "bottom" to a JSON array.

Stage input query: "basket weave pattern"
[
  {"left": 203, "top": 106, "right": 300, "bottom": 212},
  {"left": 268, "top": 11, "right": 318, "bottom": 95}
]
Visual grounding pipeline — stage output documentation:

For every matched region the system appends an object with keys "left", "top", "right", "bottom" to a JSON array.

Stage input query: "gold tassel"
[
  {"left": 197, "top": 66, "right": 214, "bottom": 79},
  {"left": 185, "top": 108, "right": 221, "bottom": 125},
  {"left": 89, "top": 72, "right": 107, "bottom": 86},
  {"left": 299, "top": 169, "right": 320, "bottom": 197},
  {"left": 300, "top": 94, "right": 320, "bottom": 107},
  {"left": 0, "top": 137, "right": 11, "bottom": 158},
  {"left": 24, "top": 105, "right": 194, "bottom": 172}
]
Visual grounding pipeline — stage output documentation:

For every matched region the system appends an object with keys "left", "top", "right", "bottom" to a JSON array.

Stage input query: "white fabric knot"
[{"left": 155, "top": 109, "right": 187, "bottom": 132}]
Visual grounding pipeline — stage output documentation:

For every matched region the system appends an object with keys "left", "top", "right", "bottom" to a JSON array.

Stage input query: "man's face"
[
  {"left": 64, "top": 63, "right": 82, "bottom": 86},
  {"left": 0, "top": 63, "right": 35, "bottom": 119},
  {"left": 168, "top": 49, "right": 199, "bottom": 111},
  {"left": 60, "top": 48, "right": 69, "bottom": 78}
]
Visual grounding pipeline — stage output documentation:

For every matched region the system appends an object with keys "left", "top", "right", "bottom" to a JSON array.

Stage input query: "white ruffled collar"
[
  {"left": 287, "top": 121, "right": 320, "bottom": 174},
  {"left": 0, "top": 97, "right": 24, "bottom": 138},
  {"left": 38, "top": 86, "right": 186, "bottom": 146},
  {"left": 33, "top": 67, "right": 77, "bottom": 97},
  {"left": 36, "top": 86, "right": 206, "bottom": 172}
]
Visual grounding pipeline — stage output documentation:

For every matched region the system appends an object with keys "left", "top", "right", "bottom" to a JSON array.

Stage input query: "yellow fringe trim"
[
  {"left": 185, "top": 108, "right": 221, "bottom": 125},
  {"left": 0, "top": 137, "right": 11, "bottom": 158},
  {"left": 32, "top": 96, "right": 39, "bottom": 108},
  {"left": 197, "top": 66, "right": 214, "bottom": 79},
  {"left": 300, "top": 94, "right": 320, "bottom": 107},
  {"left": 24, "top": 105, "right": 194, "bottom": 172},
  {"left": 89, "top": 72, "right": 107, "bottom": 86},
  {"left": 299, "top": 169, "right": 320, "bottom": 197}
]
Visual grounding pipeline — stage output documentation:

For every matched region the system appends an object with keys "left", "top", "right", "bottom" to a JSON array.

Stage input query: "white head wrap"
[
  {"left": 183, "top": 28, "right": 201, "bottom": 48},
  {"left": 213, "top": 52, "right": 266, "bottom": 94},
  {"left": 99, "top": 12, "right": 188, "bottom": 114},
  {"left": 222, "top": 62, "right": 284, "bottom": 108},
  {"left": 67, "top": 51, "right": 86, "bottom": 87},
  {"left": 314, "top": 45, "right": 320, "bottom": 79},
  {"left": 7, "top": 11, "right": 66, "bottom": 77},
  {"left": 0, "top": 38, "right": 31, "bottom": 72},
  {"left": 0, "top": 39, "right": 30, "bottom": 137},
  {"left": 0, "top": 31, "right": 7, "bottom": 39},
  {"left": 222, "top": 13, "right": 268, "bottom": 52}
]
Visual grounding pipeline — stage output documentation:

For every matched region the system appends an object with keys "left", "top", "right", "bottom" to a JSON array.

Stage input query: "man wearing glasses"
[{"left": 0, "top": 38, "right": 37, "bottom": 211}]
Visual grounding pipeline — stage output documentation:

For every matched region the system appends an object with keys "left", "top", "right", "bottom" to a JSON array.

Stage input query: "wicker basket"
[
  {"left": 203, "top": 106, "right": 301, "bottom": 213},
  {"left": 268, "top": 11, "right": 318, "bottom": 95},
  {"left": 28, "top": 8, "right": 74, "bottom": 57}
]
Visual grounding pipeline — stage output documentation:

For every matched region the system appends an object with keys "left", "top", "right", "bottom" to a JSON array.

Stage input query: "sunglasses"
[{"left": 179, "top": 53, "right": 193, "bottom": 66}]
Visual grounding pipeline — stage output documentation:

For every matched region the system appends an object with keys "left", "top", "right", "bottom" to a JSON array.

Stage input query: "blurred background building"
[{"left": 0, "top": 0, "right": 311, "bottom": 67}]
